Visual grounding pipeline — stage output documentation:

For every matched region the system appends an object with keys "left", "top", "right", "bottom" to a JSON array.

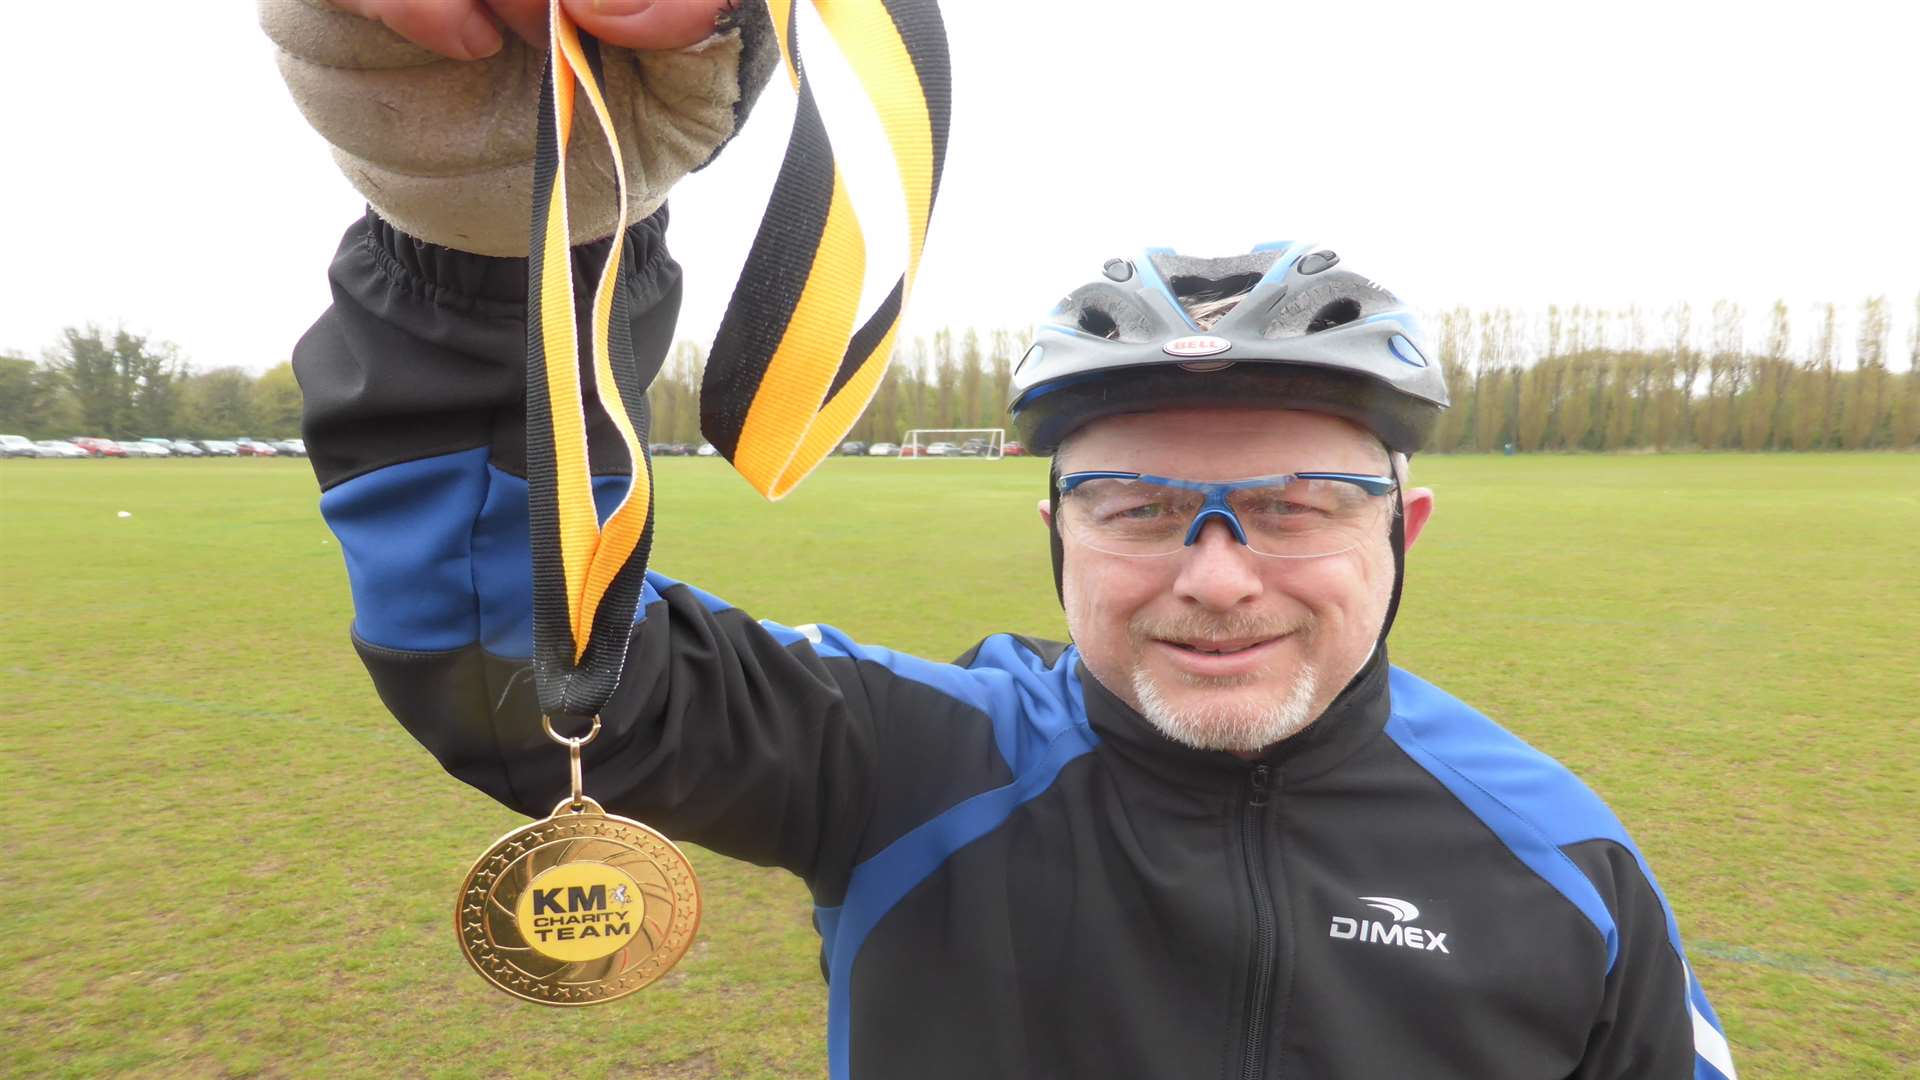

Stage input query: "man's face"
[{"left": 1046, "top": 408, "right": 1431, "bottom": 755}]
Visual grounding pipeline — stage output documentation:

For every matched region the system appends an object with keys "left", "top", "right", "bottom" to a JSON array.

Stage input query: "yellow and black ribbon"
[
  {"left": 525, "top": 0, "right": 948, "bottom": 719},
  {"left": 526, "top": 8, "right": 651, "bottom": 719},
  {"left": 702, "top": 0, "right": 950, "bottom": 497}
]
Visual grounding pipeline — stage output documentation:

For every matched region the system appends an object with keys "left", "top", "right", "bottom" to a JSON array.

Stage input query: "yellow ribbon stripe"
[
  {"left": 706, "top": 0, "right": 948, "bottom": 500},
  {"left": 553, "top": 13, "right": 650, "bottom": 660}
]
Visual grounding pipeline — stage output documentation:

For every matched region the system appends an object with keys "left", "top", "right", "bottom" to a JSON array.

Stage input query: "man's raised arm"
[{"left": 271, "top": 2, "right": 1034, "bottom": 900}]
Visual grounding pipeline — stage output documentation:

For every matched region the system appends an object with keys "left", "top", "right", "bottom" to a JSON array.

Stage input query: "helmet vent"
[
  {"left": 1078, "top": 307, "right": 1122, "bottom": 340},
  {"left": 1171, "top": 271, "right": 1261, "bottom": 329},
  {"left": 1306, "top": 298, "right": 1363, "bottom": 333}
]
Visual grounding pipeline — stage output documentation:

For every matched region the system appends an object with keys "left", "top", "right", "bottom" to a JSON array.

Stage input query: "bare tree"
[
  {"left": 1812, "top": 303, "right": 1840, "bottom": 448},
  {"left": 1840, "top": 295, "right": 1890, "bottom": 448}
]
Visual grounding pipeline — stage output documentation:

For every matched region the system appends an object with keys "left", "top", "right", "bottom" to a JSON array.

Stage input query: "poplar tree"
[
  {"left": 1743, "top": 300, "right": 1789, "bottom": 451},
  {"left": 1428, "top": 308, "right": 1473, "bottom": 452},
  {"left": 1811, "top": 303, "right": 1840, "bottom": 447},
  {"left": 1697, "top": 301, "right": 1742, "bottom": 449},
  {"left": 957, "top": 329, "right": 986, "bottom": 429},
  {"left": 1841, "top": 296, "right": 1890, "bottom": 448},
  {"left": 1653, "top": 303, "right": 1692, "bottom": 449},
  {"left": 1895, "top": 294, "right": 1920, "bottom": 448}
]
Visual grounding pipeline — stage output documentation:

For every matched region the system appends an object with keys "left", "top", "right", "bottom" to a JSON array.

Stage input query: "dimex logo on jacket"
[
  {"left": 513, "top": 862, "right": 640, "bottom": 962},
  {"left": 1328, "top": 895, "right": 1451, "bottom": 954}
]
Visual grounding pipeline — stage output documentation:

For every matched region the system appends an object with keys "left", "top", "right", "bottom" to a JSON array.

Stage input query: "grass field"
[{"left": 1, "top": 453, "right": 1914, "bottom": 1079}]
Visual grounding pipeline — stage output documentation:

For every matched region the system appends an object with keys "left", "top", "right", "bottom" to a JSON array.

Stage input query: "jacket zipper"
[{"left": 1238, "top": 763, "right": 1276, "bottom": 1080}]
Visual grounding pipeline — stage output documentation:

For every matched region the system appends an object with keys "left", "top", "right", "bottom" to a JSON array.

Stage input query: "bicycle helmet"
[{"left": 1008, "top": 242, "right": 1448, "bottom": 455}]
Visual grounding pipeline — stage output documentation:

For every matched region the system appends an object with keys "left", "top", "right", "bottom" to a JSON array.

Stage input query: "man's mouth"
[{"left": 1163, "top": 636, "right": 1277, "bottom": 655}]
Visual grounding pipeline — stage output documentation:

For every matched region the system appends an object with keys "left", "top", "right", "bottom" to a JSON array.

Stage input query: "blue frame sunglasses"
[{"left": 1056, "top": 470, "right": 1398, "bottom": 556}]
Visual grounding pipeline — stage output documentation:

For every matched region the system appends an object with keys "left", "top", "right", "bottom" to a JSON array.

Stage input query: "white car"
[
  {"left": 867, "top": 442, "right": 900, "bottom": 456},
  {"left": 925, "top": 441, "right": 958, "bottom": 456},
  {"left": 36, "top": 440, "right": 88, "bottom": 458},
  {"left": 1, "top": 433, "right": 44, "bottom": 457},
  {"left": 696, "top": 443, "right": 719, "bottom": 457}
]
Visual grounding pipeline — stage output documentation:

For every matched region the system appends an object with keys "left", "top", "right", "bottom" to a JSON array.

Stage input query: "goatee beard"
[{"left": 1132, "top": 660, "right": 1321, "bottom": 754}]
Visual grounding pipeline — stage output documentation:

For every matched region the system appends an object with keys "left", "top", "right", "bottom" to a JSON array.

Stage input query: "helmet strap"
[
  {"left": 1049, "top": 479, "right": 1066, "bottom": 606},
  {"left": 1381, "top": 483, "right": 1406, "bottom": 642}
]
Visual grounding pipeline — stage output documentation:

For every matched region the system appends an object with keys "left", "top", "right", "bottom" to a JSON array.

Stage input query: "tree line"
[
  {"left": 1421, "top": 296, "right": 1920, "bottom": 453},
  {"left": 9, "top": 295, "right": 1918, "bottom": 452},
  {"left": 649, "top": 294, "right": 1920, "bottom": 453},
  {"left": 0, "top": 325, "right": 301, "bottom": 440}
]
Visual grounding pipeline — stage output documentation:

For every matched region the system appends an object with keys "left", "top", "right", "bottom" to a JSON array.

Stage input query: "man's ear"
[
  {"left": 1037, "top": 498, "right": 1053, "bottom": 526},
  {"left": 1401, "top": 486, "right": 1434, "bottom": 550}
]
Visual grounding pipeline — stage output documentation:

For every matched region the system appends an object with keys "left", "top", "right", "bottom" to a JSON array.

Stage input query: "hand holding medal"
[{"left": 455, "top": 0, "right": 948, "bottom": 1005}]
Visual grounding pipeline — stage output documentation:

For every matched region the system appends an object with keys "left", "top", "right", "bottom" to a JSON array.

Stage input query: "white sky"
[{"left": 1, "top": 1, "right": 1915, "bottom": 374}]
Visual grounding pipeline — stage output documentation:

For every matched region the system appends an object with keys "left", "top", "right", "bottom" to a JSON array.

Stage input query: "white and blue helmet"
[{"left": 1008, "top": 243, "right": 1449, "bottom": 454}]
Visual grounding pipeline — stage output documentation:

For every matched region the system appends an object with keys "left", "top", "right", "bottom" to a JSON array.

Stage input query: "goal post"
[{"left": 901, "top": 428, "right": 1005, "bottom": 460}]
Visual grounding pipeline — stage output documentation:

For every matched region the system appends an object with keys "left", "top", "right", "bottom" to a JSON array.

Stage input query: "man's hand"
[{"left": 331, "top": 0, "right": 741, "bottom": 61}]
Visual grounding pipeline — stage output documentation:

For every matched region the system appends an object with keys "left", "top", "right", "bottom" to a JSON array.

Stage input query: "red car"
[
  {"left": 235, "top": 439, "right": 280, "bottom": 457},
  {"left": 71, "top": 437, "right": 126, "bottom": 458},
  {"left": 1002, "top": 441, "right": 1028, "bottom": 457}
]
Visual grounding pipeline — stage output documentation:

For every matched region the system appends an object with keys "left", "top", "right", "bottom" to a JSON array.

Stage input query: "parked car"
[
  {"left": 958, "top": 439, "right": 991, "bottom": 457},
  {"left": 925, "top": 441, "right": 957, "bottom": 457},
  {"left": 897, "top": 444, "right": 921, "bottom": 457},
  {"left": 1002, "top": 441, "right": 1028, "bottom": 457},
  {"left": 235, "top": 439, "right": 279, "bottom": 457},
  {"left": 867, "top": 442, "right": 899, "bottom": 457},
  {"left": 127, "top": 440, "right": 172, "bottom": 456},
  {"left": 197, "top": 440, "right": 240, "bottom": 456},
  {"left": 1, "top": 434, "right": 46, "bottom": 457},
  {"left": 695, "top": 443, "right": 718, "bottom": 457},
  {"left": 139, "top": 437, "right": 179, "bottom": 455},
  {"left": 167, "top": 439, "right": 205, "bottom": 456},
  {"left": 36, "top": 440, "right": 88, "bottom": 458},
  {"left": 72, "top": 437, "right": 127, "bottom": 458},
  {"left": 271, "top": 439, "right": 307, "bottom": 457},
  {"left": 838, "top": 441, "right": 868, "bottom": 456}
]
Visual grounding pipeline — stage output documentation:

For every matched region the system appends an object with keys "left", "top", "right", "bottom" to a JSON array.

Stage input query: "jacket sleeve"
[
  {"left": 294, "top": 210, "right": 1026, "bottom": 905},
  {"left": 1565, "top": 840, "right": 1739, "bottom": 1080}
]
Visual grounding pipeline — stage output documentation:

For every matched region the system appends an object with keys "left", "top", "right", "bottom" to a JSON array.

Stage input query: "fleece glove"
[{"left": 261, "top": 0, "right": 777, "bottom": 255}]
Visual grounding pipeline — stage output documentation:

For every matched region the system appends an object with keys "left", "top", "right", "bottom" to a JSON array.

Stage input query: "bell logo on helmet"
[{"left": 1162, "top": 335, "right": 1231, "bottom": 358}]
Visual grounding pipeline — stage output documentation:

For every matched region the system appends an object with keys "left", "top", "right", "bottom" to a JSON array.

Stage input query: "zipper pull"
[{"left": 1248, "top": 764, "right": 1271, "bottom": 807}]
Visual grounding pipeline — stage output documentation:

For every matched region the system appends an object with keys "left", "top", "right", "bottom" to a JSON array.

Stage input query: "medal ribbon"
[
  {"left": 702, "top": 0, "right": 950, "bottom": 497},
  {"left": 526, "top": 0, "right": 948, "bottom": 719}
]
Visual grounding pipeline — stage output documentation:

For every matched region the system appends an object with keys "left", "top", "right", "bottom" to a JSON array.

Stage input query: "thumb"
[{"left": 559, "top": 0, "right": 741, "bottom": 51}]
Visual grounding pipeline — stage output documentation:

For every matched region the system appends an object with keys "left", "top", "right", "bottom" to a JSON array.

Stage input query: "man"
[{"left": 275, "top": 2, "right": 1736, "bottom": 1076}]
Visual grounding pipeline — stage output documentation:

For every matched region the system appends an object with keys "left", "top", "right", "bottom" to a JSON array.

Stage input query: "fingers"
[
  {"left": 481, "top": 0, "right": 551, "bottom": 49},
  {"left": 331, "top": 0, "right": 742, "bottom": 60},
  {"left": 560, "top": 0, "right": 741, "bottom": 52},
  {"left": 330, "top": 0, "right": 506, "bottom": 60}
]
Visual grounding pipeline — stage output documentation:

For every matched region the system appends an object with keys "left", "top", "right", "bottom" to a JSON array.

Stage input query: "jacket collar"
[{"left": 1081, "top": 644, "right": 1393, "bottom": 792}]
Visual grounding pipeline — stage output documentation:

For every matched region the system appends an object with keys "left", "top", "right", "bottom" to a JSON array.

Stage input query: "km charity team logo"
[
  {"left": 1327, "top": 895, "right": 1451, "bottom": 954},
  {"left": 513, "top": 862, "right": 642, "bottom": 962}
]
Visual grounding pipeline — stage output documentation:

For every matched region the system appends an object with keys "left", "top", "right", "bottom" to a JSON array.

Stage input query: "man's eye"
[
  {"left": 1244, "top": 497, "right": 1322, "bottom": 517},
  {"left": 1107, "top": 501, "right": 1170, "bottom": 521}
]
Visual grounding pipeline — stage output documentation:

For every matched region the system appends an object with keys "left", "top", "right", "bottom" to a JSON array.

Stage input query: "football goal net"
[{"left": 901, "top": 428, "right": 1005, "bottom": 460}]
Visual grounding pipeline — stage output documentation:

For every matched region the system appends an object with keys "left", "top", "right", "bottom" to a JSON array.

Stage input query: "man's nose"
[{"left": 1172, "top": 517, "right": 1264, "bottom": 609}]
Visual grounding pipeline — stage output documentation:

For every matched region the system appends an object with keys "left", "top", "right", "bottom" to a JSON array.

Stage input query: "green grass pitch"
[{"left": 1, "top": 453, "right": 1914, "bottom": 1077}]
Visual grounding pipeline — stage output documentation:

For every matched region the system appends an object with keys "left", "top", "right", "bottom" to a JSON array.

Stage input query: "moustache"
[{"left": 1127, "top": 610, "right": 1314, "bottom": 648}]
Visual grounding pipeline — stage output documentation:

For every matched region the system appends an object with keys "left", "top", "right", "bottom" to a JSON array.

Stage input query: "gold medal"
[{"left": 455, "top": 716, "right": 701, "bottom": 1005}]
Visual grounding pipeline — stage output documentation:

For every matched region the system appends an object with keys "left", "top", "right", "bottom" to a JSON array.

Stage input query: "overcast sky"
[{"left": 2, "top": 1, "right": 1915, "bottom": 374}]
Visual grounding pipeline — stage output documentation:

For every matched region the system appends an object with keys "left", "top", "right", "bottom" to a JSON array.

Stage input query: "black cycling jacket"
[{"left": 295, "top": 209, "right": 1736, "bottom": 1080}]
